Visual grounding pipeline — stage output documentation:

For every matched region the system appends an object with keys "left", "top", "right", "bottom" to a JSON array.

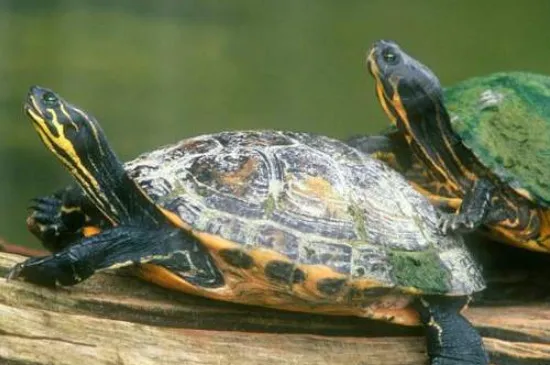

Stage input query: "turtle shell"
[
  {"left": 445, "top": 72, "right": 550, "bottom": 206},
  {"left": 125, "top": 131, "right": 484, "bottom": 322}
]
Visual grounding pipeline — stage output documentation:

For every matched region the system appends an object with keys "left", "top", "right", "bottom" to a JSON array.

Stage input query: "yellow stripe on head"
[
  {"left": 73, "top": 105, "right": 105, "bottom": 156},
  {"left": 367, "top": 52, "right": 399, "bottom": 126},
  {"left": 27, "top": 95, "right": 118, "bottom": 225},
  {"left": 59, "top": 103, "right": 80, "bottom": 133}
]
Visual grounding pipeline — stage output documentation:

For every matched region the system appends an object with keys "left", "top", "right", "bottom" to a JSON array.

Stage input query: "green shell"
[{"left": 445, "top": 72, "right": 550, "bottom": 205}]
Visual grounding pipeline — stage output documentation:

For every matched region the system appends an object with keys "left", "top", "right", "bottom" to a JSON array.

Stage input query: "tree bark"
[{"left": 0, "top": 252, "right": 549, "bottom": 365}]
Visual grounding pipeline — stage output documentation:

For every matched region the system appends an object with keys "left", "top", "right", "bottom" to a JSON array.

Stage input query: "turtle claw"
[
  {"left": 5, "top": 256, "right": 61, "bottom": 287},
  {"left": 437, "top": 212, "right": 478, "bottom": 235},
  {"left": 32, "top": 213, "right": 61, "bottom": 228},
  {"left": 27, "top": 196, "right": 64, "bottom": 230},
  {"left": 6, "top": 262, "right": 24, "bottom": 281},
  {"left": 29, "top": 196, "right": 57, "bottom": 209},
  {"left": 27, "top": 194, "right": 88, "bottom": 253}
]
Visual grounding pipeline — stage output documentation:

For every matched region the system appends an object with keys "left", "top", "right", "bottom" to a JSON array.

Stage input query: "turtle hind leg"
[
  {"left": 415, "top": 296, "right": 488, "bottom": 365},
  {"left": 28, "top": 186, "right": 104, "bottom": 253},
  {"left": 8, "top": 226, "right": 224, "bottom": 289}
]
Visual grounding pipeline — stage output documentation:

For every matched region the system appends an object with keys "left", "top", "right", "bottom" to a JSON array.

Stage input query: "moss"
[
  {"left": 264, "top": 194, "right": 276, "bottom": 217},
  {"left": 347, "top": 204, "right": 368, "bottom": 241},
  {"left": 445, "top": 72, "right": 550, "bottom": 205},
  {"left": 159, "top": 182, "right": 188, "bottom": 205},
  {"left": 388, "top": 250, "right": 450, "bottom": 294}
]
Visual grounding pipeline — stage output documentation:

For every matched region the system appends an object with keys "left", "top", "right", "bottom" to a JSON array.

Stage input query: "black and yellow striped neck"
[
  {"left": 390, "top": 90, "right": 474, "bottom": 193},
  {"left": 26, "top": 87, "right": 169, "bottom": 228},
  {"left": 367, "top": 43, "right": 482, "bottom": 196}
]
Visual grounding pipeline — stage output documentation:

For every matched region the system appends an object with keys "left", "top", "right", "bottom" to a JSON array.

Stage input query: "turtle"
[
  {"left": 350, "top": 39, "right": 550, "bottom": 254},
  {"left": 8, "top": 86, "right": 488, "bottom": 364}
]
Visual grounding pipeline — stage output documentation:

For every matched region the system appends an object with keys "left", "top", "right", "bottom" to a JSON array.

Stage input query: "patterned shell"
[
  {"left": 445, "top": 72, "right": 550, "bottom": 206},
  {"left": 126, "top": 131, "right": 484, "bottom": 296}
]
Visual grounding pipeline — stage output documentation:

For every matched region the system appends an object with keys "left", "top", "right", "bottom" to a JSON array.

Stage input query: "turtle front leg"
[
  {"left": 8, "top": 226, "right": 223, "bottom": 288},
  {"left": 27, "top": 185, "right": 104, "bottom": 253},
  {"left": 438, "top": 179, "right": 494, "bottom": 234},
  {"left": 416, "top": 296, "right": 489, "bottom": 365}
]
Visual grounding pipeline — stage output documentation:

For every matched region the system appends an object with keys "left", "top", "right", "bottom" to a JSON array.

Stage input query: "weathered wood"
[{"left": 0, "top": 252, "right": 549, "bottom": 365}]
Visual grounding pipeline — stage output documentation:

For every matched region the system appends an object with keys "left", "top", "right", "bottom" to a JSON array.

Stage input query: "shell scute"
[
  {"left": 352, "top": 245, "right": 393, "bottom": 282},
  {"left": 255, "top": 225, "right": 300, "bottom": 261},
  {"left": 179, "top": 136, "right": 224, "bottom": 156},
  {"left": 297, "top": 240, "right": 352, "bottom": 275},
  {"left": 188, "top": 153, "right": 268, "bottom": 200},
  {"left": 215, "top": 130, "right": 296, "bottom": 148}
]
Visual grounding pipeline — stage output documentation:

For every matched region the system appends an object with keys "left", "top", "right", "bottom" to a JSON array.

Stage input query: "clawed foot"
[
  {"left": 27, "top": 195, "right": 86, "bottom": 252},
  {"left": 6, "top": 256, "right": 58, "bottom": 287},
  {"left": 437, "top": 212, "right": 480, "bottom": 235},
  {"left": 28, "top": 196, "right": 67, "bottom": 238},
  {"left": 6, "top": 262, "right": 24, "bottom": 281},
  {"left": 6, "top": 251, "right": 93, "bottom": 287}
]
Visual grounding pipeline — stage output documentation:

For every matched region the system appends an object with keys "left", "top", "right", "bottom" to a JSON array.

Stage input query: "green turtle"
[{"left": 351, "top": 40, "right": 550, "bottom": 254}]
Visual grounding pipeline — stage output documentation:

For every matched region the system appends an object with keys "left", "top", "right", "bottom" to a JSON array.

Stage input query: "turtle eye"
[
  {"left": 42, "top": 92, "right": 59, "bottom": 107},
  {"left": 381, "top": 48, "right": 399, "bottom": 65}
]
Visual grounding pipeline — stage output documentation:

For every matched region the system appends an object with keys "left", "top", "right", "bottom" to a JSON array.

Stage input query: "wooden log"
[{"left": 0, "top": 252, "right": 549, "bottom": 365}]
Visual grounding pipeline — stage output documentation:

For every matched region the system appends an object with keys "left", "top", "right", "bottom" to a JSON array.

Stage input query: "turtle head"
[
  {"left": 25, "top": 86, "right": 179, "bottom": 228},
  {"left": 25, "top": 86, "right": 109, "bottom": 167},
  {"left": 25, "top": 86, "right": 122, "bottom": 223},
  {"left": 366, "top": 40, "right": 443, "bottom": 126}
]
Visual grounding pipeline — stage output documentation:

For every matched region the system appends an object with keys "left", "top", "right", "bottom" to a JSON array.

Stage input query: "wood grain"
[{"left": 0, "top": 252, "right": 549, "bottom": 365}]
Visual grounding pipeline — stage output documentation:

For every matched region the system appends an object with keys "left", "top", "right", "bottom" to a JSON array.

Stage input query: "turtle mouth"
[
  {"left": 24, "top": 100, "right": 44, "bottom": 126},
  {"left": 24, "top": 101, "right": 37, "bottom": 119},
  {"left": 366, "top": 44, "right": 393, "bottom": 105},
  {"left": 365, "top": 47, "right": 377, "bottom": 76},
  {"left": 24, "top": 87, "right": 47, "bottom": 124},
  {"left": 366, "top": 43, "right": 395, "bottom": 85}
]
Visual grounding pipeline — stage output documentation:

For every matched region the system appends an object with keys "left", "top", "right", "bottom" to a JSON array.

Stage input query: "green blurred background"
[{"left": 1, "top": 0, "right": 550, "bottom": 248}]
